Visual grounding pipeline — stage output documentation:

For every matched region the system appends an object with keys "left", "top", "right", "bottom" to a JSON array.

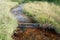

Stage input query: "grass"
[
  {"left": 0, "top": 2, "right": 18, "bottom": 40},
  {"left": 23, "top": 1, "right": 60, "bottom": 34}
]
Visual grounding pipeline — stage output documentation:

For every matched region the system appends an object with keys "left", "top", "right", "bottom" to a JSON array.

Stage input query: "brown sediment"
[{"left": 12, "top": 27, "right": 60, "bottom": 40}]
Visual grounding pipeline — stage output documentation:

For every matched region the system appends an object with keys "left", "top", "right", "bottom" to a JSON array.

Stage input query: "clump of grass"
[
  {"left": 0, "top": 2, "right": 18, "bottom": 40},
  {"left": 23, "top": 1, "right": 60, "bottom": 34}
]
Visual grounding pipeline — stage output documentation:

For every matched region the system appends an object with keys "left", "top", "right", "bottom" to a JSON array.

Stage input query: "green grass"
[
  {"left": 23, "top": 1, "right": 60, "bottom": 34},
  {"left": 0, "top": 2, "right": 18, "bottom": 40},
  {"left": 0, "top": 0, "right": 60, "bottom": 5},
  {"left": 11, "top": 0, "right": 60, "bottom": 5},
  {"left": 0, "top": 0, "right": 11, "bottom": 2}
]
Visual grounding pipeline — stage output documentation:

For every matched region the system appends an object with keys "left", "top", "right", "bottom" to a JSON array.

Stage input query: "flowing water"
[{"left": 11, "top": 4, "right": 31, "bottom": 23}]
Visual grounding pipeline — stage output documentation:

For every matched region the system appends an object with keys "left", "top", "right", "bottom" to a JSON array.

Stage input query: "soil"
[{"left": 12, "top": 27, "right": 60, "bottom": 40}]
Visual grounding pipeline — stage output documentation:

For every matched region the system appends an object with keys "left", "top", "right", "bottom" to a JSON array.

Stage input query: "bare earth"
[{"left": 12, "top": 27, "right": 60, "bottom": 40}]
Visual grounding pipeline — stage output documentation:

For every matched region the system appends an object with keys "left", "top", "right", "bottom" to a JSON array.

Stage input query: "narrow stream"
[
  {"left": 11, "top": 4, "right": 31, "bottom": 23},
  {"left": 11, "top": 4, "right": 55, "bottom": 33}
]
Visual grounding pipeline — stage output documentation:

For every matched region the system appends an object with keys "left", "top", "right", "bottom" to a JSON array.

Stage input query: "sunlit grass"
[
  {"left": 0, "top": 2, "right": 18, "bottom": 40},
  {"left": 23, "top": 1, "right": 60, "bottom": 34}
]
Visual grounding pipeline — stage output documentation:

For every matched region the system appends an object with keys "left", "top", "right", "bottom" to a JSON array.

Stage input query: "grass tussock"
[{"left": 23, "top": 1, "right": 60, "bottom": 34}]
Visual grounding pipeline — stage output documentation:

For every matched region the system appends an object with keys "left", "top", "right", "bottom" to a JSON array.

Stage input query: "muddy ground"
[{"left": 12, "top": 27, "right": 60, "bottom": 40}]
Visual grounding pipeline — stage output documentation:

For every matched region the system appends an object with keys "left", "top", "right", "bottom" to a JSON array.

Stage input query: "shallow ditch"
[{"left": 11, "top": 4, "right": 60, "bottom": 40}]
